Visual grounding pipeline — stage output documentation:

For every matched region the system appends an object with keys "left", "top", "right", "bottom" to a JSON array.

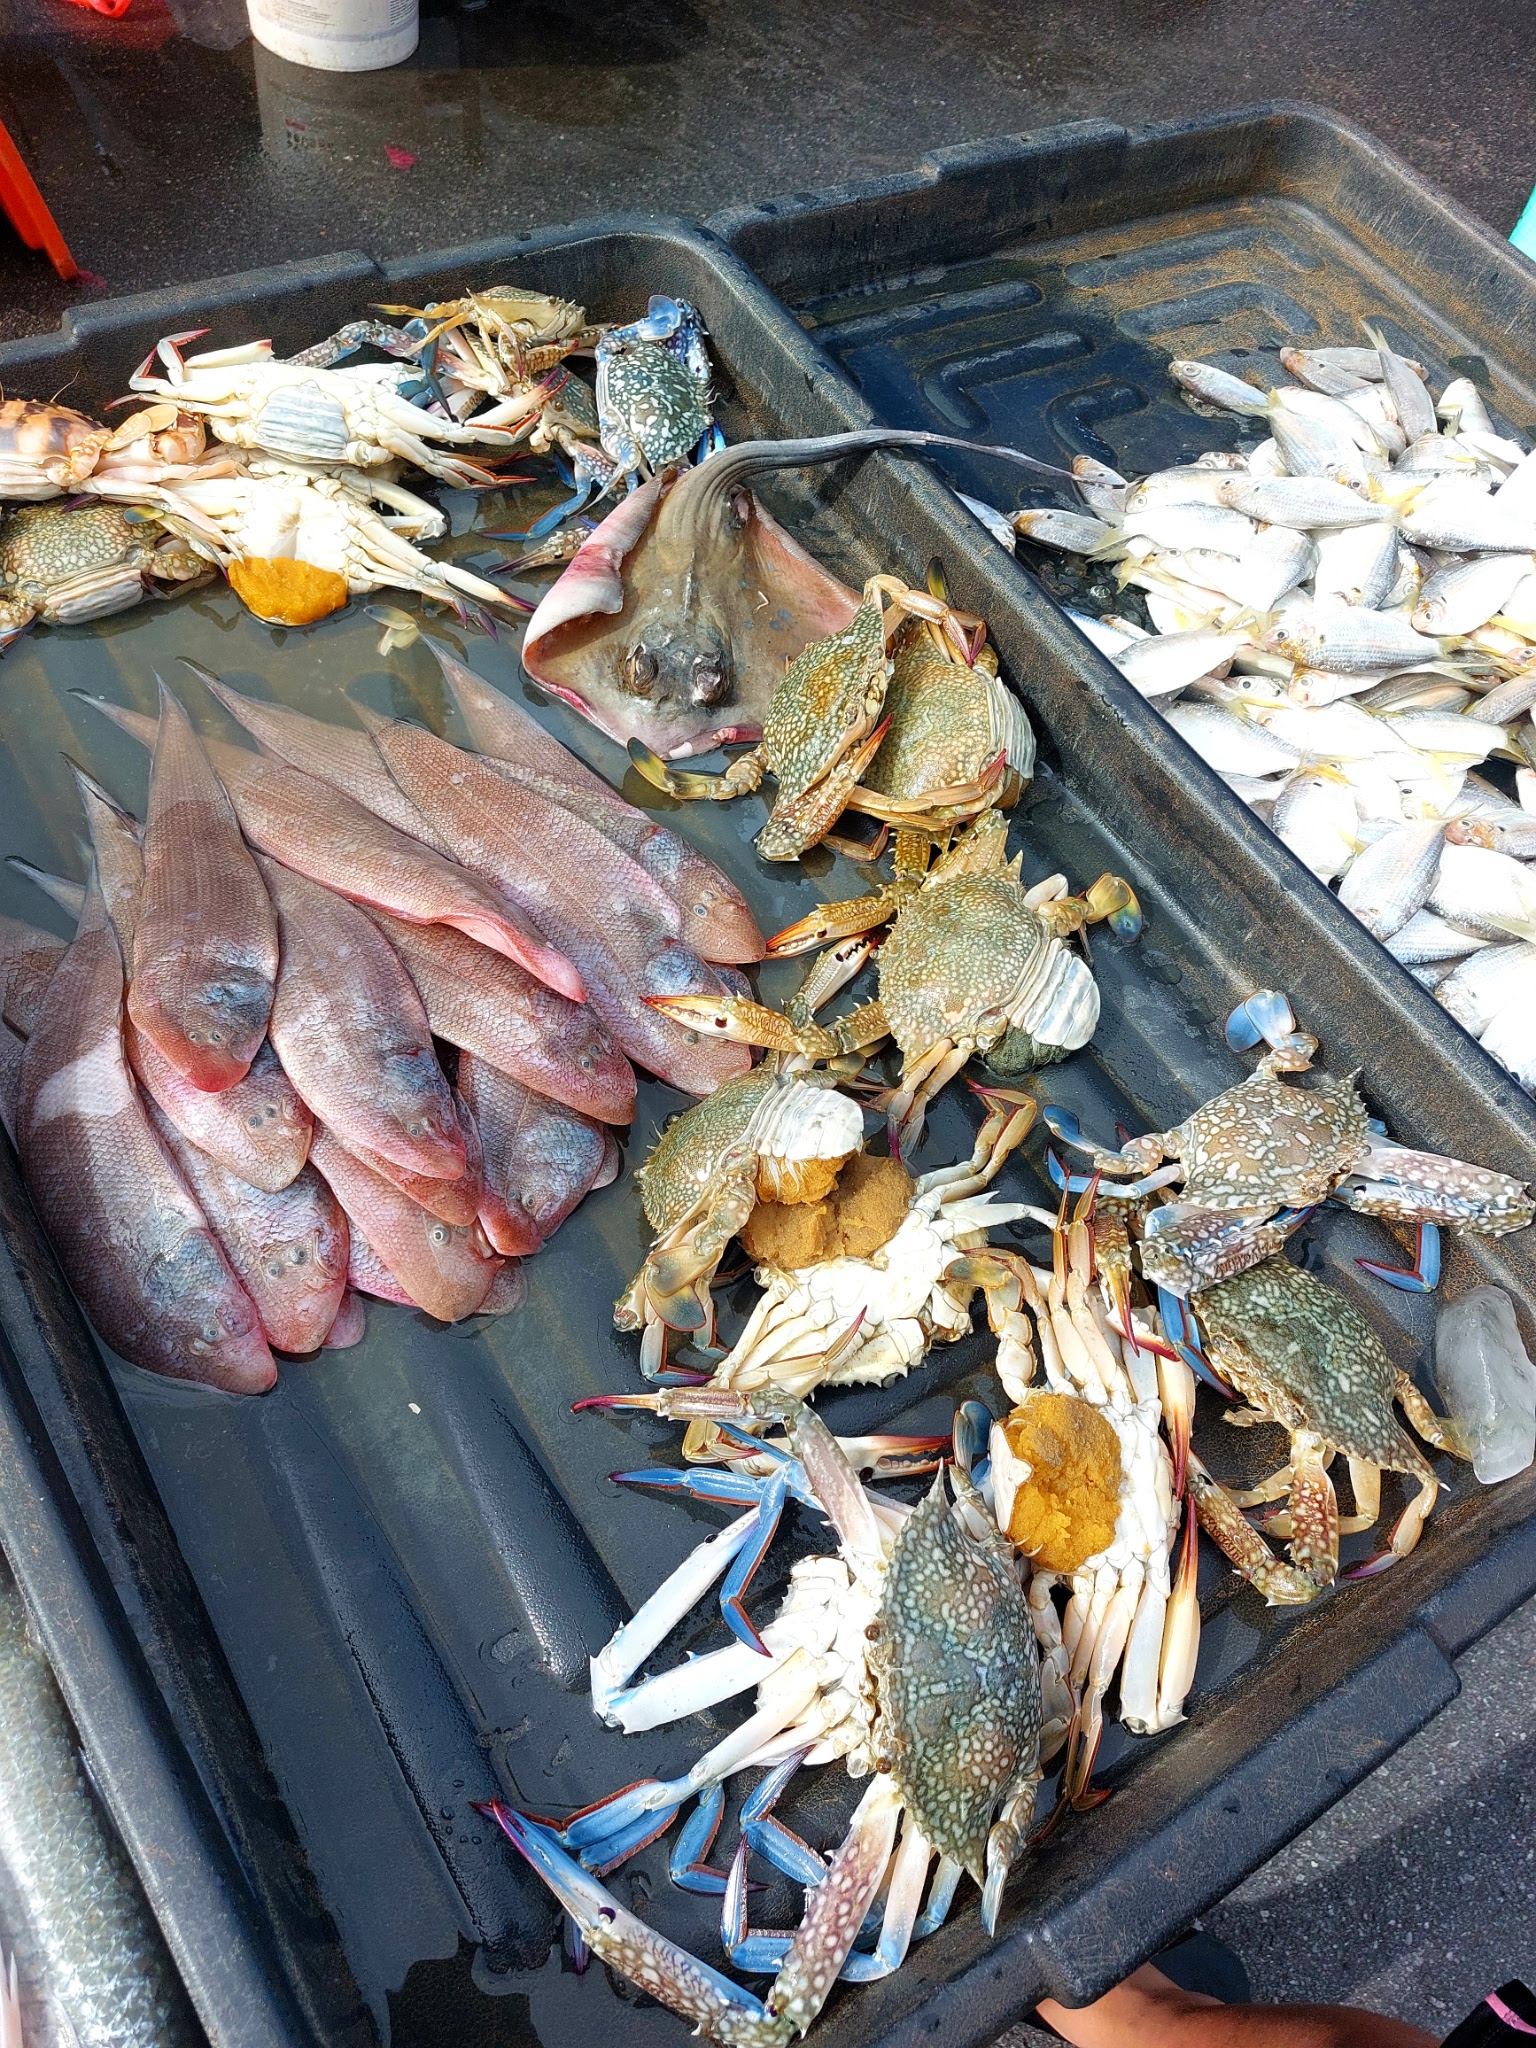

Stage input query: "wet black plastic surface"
[{"left": 0, "top": 119, "right": 1533, "bottom": 2048}]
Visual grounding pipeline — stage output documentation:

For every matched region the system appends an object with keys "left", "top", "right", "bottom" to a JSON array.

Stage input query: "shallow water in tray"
[{"left": 0, "top": 480, "right": 1453, "bottom": 2041}]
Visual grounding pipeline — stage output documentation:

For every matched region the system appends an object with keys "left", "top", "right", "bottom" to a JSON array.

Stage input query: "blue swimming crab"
[
  {"left": 630, "top": 571, "right": 988, "bottom": 861},
  {"left": 1182, "top": 1256, "right": 1469, "bottom": 1603},
  {"left": 1043, "top": 991, "right": 1534, "bottom": 1299},
  {"left": 842, "top": 563, "right": 1036, "bottom": 842},
  {"left": 485, "top": 1391, "right": 1042, "bottom": 2045},
  {"left": 655, "top": 809, "right": 1139, "bottom": 1147},
  {"left": 616, "top": 1061, "right": 867, "bottom": 1377},
  {"left": 596, "top": 294, "right": 720, "bottom": 486},
  {"left": 0, "top": 500, "right": 212, "bottom": 649}
]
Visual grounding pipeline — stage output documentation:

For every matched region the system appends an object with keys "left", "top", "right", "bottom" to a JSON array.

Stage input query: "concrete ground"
[{"left": 1, "top": 0, "right": 1534, "bottom": 2037}]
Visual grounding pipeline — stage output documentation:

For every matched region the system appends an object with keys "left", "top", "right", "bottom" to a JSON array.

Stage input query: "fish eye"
[
  {"left": 430, "top": 1224, "right": 450, "bottom": 1245},
  {"left": 266, "top": 1260, "right": 286, "bottom": 1279},
  {"left": 246, "top": 1112, "right": 265, "bottom": 1130},
  {"left": 290, "top": 1246, "right": 307, "bottom": 1266}
]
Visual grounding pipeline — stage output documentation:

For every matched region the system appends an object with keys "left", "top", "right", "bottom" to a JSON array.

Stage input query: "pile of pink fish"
[{"left": 0, "top": 650, "right": 762, "bottom": 1393}]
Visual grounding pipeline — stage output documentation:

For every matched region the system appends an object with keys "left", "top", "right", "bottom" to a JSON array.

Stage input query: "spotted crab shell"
[
  {"left": 869, "top": 1473, "right": 1040, "bottom": 1882},
  {"left": 880, "top": 868, "right": 1096, "bottom": 1059},
  {"left": 634, "top": 1065, "right": 863, "bottom": 1232}
]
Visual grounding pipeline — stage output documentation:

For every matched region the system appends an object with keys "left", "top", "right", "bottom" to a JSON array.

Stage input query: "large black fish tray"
[{"left": 0, "top": 101, "right": 1532, "bottom": 2048}]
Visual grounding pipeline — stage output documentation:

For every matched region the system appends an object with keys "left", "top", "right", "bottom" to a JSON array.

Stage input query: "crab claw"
[
  {"left": 645, "top": 991, "right": 808, "bottom": 1053},
  {"left": 1356, "top": 1221, "right": 1442, "bottom": 1293},
  {"left": 1155, "top": 1287, "right": 1238, "bottom": 1400},
  {"left": 1084, "top": 873, "right": 1142, "bottom": 940},
  {"left": 484, "top": 1804, "right": 771, "bottom": 2036},
  {"left": 767, "top": 893, "right": 898, "bottom": 957},
  {"left": 1224, "top": 990, "right": 1317, "bottom": 1068},
  {"left": 1041, "top": 1105, "right": 1087, "bottom": 1148}
]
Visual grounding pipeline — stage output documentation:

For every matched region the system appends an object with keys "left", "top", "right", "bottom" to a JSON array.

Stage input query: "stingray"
[{"left": 520, "top": 428, "right": 1074, "bottom": 759}]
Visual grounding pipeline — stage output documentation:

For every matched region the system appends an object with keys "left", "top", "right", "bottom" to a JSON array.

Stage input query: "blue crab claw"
[
  {"left": 1041, "top": 1106, "right": 1086, "bottom": 1148},
  {"left": 559, "top": 1778, "right": 685, "bottom": 1875},
  {"left": 670, "top": 1782, "right": 731, "bottom": 1895},
  {"left": 1225, "top": 989, "right": 1294, "bottom": 1052},
  {"left": 951, "top": 1400, "right": 994, "bottom": 1481},
  {"left": 483, "top": 1804, "right": 771, "bottom": 2035},
  {"left": 1357, "top": 1221, "right": 1442, "bottom": 1293},
  {"left": 609, "top": 1464, "right": 770, "bottom": 1504},
  {"left": 724, "top": 1839, "right": 796, "bottom": 1975},
  {"left": 1043, "top": 1147, "right": 1098, "bottom": 1196},
  {"left": 695, "top": 423, "right": 727, "bottom": 463},
  {"left": 1155, "top": 1287, "right": 1238, "bottom": 1400}
]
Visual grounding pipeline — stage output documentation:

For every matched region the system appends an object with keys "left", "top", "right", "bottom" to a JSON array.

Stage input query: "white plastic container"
[{"left": 246, "top": 0, "right": 416, "bottom": 73}]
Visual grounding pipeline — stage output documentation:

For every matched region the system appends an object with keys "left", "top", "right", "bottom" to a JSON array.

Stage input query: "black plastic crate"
[{"left": 0, "top": 116, "right": 1528, "bottom": 2048}]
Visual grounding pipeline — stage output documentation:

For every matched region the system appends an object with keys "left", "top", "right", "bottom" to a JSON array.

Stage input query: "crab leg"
[
  {"left": 1395, "top": 1374, "right": 1471, "bottom": 1459},
  {"left": 888, "top": 1040, "right": 971, "bottom": 1153},
  {"left": 1356, "top": 1220, "right": 1443, "bottom": 1293},
  {"left": 590, "top": 1506, "right": 761, "bottom": 1724},
  {"left": 1187, "top": 1452, "right": 1326, "bottom": 1605},
  {"left": 838, "top": 1816, "right": 934, "bottom": 1981},
  {"left": 1154, "top": 1499, "right": 1202, "bottom": 1730},
  {"left": 760, "top": 1776, "right": 903, "bottom": 2039},
  {"left": 914, "top": 1855, "right": 965, "bottom": 1939},
  {"left": 487, "top": 1805, "right": 784, "bottom": 2046},
  {"left": 1342, "top": 1456, "right": 1383, "bottom": 1534}
]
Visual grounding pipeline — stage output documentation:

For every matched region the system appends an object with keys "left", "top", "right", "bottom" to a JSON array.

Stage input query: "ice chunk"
[{"left": 1433, "top": 1285, "right": 1536, "bottom": 1483}]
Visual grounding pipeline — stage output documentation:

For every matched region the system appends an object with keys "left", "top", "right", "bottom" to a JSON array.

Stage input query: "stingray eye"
[
  {"left": 691, "top": 654, "right": 728, "bottom": 706},
  {"left": 623, "top": 644, "right": 659, "bottom": 697}
]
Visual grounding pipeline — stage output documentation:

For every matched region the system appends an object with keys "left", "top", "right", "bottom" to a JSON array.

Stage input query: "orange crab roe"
[
  {"left": 1001, "top": 1393, "right": 1122, "bottom": 1573},
  {"left": 228, "top": 555, "right": 349, "bottom": 626}
]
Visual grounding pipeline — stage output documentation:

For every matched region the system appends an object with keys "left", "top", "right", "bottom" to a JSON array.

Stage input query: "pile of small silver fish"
[
  {"left": 0, "top": 650, "right": 762, "bottom": 1392},
  {"left": 992, "top": 339, "right": 1536, "bottom": 1093}
]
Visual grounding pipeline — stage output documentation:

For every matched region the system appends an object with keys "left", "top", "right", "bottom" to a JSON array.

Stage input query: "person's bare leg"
[{"left": 1036, "top": 1963, "right": 1439, "bottom": 2048}]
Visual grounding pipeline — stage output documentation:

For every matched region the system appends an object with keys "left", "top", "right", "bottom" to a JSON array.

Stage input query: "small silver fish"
[
  {"left": 1280, "top": 347, "right": 1373, "bottom": 396},
  {"left": 1428, "top": 840, "right": 1536, "bottom": 939},
  {"left": 1168, "top": 359, "right": 1269, "bottom": 416},
  {"left": 1336, "top": 818, "right": 1446, "bottom": 938},
  {"left": 1385, "top": 908, "right": 1490, "bottom": 964},
  {"left": 1115, "top": 626, "right": 1252, "bottom": 700},
  {"left": 1312, "top": 522, "right": 1399, "bottom": 609},
  {"left": 1271, "top": 768, "right": 1359, "bottom": 881},
  {"left": 1164, "top": 702, "right": 1303, "bottom": 775},
  {"left": 1413, "top": 554, "right": 1535, "bottom": 636},
  {"left": 1218, "top": 477, "right": 1381, "bottom": 529},
  {"left": 1012, "top": 508, "right": 1120, "bottom": 553},
  {"left": 1365, "top": 326, "right": 1437, "bottom": 441}
]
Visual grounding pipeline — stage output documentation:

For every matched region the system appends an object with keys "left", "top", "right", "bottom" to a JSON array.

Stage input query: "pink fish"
[
  {"left": 323, "top": 1288, "right": 368, "bottom": 1348},
  {"left": 371, "top": 721, "right": 749, "bottom": 1095},
  {"left": 16, "top": 880, "right": 276, "bottom": 1392},
  {"left": 78, "top": 694, "right": 584, "bottom": 1002},
  {"left": 260, "top": 857, "right": 465, "bottom": 1182},
  {"left": 314, "top": 1125, "right": 498, "bottom": 1321},
  {"left": 193, "top": 668, "right": 455, "bottom": 855},
  {"left": 362, "top": 907, "right": 634, "bottom": 1124},
  {"left": 459, "top": 1052, "right": 619, "bottom": 1247},
  {"left": 0, "top": 914, "right": 66, "bottom": 1037},
  {"left": 70, "top": 766, "right": 315, "bottom": 1191},
  {"left": 433, "top": 648, "right": 765, "bottom": 964},
  {"left": 129, "top": 685, "right": 279, "bottom": 1092},
  {"left": 338, "top": 1092, "right": 483, "bottom": 1229},
  {"left": 128, "top": 1027, "right": 313, "bottom": 1194},
  {"left": 347, "top": 1230, "right": 415, "bottom": 1308},
  {"left": 148, "top": 1099, "right": 348, "bottom": 1354}
]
